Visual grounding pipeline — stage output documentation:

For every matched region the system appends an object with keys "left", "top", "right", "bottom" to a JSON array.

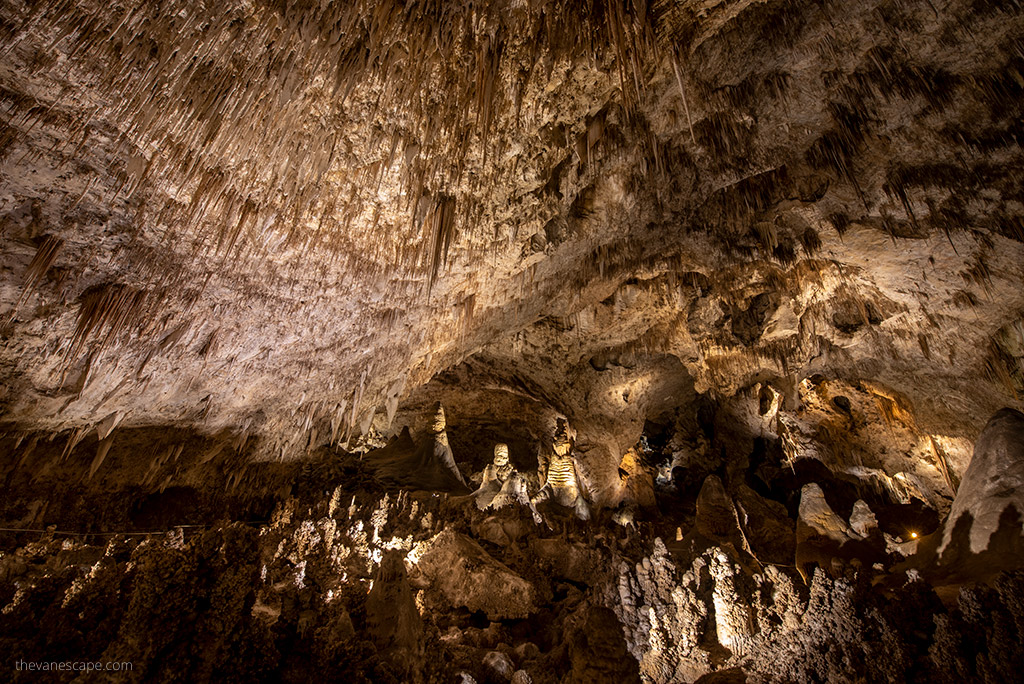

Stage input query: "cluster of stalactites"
[{"left": 4, "top": 0, "right": 667, "bottom": 283}]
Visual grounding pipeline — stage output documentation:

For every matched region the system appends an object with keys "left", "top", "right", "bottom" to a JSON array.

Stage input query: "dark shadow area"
[{"left": 362, "top": 424, "right": 472, "bottom": 494}]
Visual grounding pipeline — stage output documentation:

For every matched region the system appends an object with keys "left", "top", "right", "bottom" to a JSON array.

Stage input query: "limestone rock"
[
  {"left": 528, "top": 538, "right": 604, "bottom": 585},
  {"left": 510, "top": 670, "right": 533, "bottom": 684},
  {"left": 364, "top": 422, "right": 471, "bottom": 493},
  {"left": 1, "top": 0, "right": 1024, "bottom": 681},
  {"left": 488, "top": 472, "right": 533, "bottom": 511},
  {"left": 417, "top": 529, "right": 535, "bottom": 620},
  {"left": 565, "top": 605, "right": 641, "bottom": 684},
  {"left": 796, "top": 482, "right": 857, "bottom": 581},
  {"left": 797, "top": 483, "right": 852, "bottom": 544},
  {"left": 848, "top": 500, "right": 879, "bottom": 539},
  {"left": 734, "top": 483, "right": 795, "bottom": 565},
  {"left": 908, "top": 408, "right": 1024, "bottom": 588},
  {"left": 366, "top": 550, "right": 424, "bottom": 672},
  {"left": 709, "top": 550, "right": 754, "bottom": 657},
  {"left": 609, "top": 538, "right": 711, "bottom": 683},
  {"left": 472, "top": 515, "right": 530, "bottom": 548},
  {"left": 693, "top": 668, "right": 749, "bottom": 684},
  {"left": 483, "top": 650, "right": 515, "bottom": 680},
  {"left": 696, "top": 475, "right": 742, "bottom": 545},
  {"left": 942, "top": 408, "right": 1024, "bottom": 556},
  {"left": 618, "top": 448, "right": 657, "bottom": 509}
]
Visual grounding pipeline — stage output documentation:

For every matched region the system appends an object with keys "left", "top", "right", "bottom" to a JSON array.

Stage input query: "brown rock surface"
[
  {"left": 0, "top": 0, "right": 1020, "bottom": 498},
  {"left": 2, "top": 0, "right": 1024, "bottom": 682},
  {"left": 417, "top": 528, "right": 536, "bottom": 620}
]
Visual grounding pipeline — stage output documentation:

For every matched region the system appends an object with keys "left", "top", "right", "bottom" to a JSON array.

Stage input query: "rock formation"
[
  {"left": 941, "top": 408, "right": 1024, "bottom": 556},
  {"left": 2, "top": 0, "right": 1024, "bottom": 681},
  {"left": 904, "top": 407, "right": 1024, "bottom": 596}
]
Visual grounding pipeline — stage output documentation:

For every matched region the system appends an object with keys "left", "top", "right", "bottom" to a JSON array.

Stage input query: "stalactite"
[
  {"left": 64, "top": 283, "right": 147, "bottom": 371},
  {"left": 671, "top": 45, "right": 696, "bottom": 145},
  {"left": 0, "top": 0, "right": 678, "bottom": 289},
  {"left": 8, "top": 234, "right": 63, "bottom": 323},
  {"left": 424, "top": 194, "right": 457, "bottom": 291},
  {"left": 87, "top": 434, "right": 113, "bottom": 481}
]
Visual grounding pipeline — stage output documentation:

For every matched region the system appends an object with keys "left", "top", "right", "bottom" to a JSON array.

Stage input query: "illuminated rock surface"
[{"left": 2, "top": 0, "right": 1024, "bottom": 681}]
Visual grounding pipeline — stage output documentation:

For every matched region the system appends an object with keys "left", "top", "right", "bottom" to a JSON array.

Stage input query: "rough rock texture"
[
  {"left": 1, "top": 433, "right": 1023, "bottom": 683},
  {"left": 3, "top": 0, "right": 1024, "bottom": 681},
  {"left": 610, "top": 537, "right": 712, "bottom": 682},
  {"left": 366, "top": 550, "right": 426, "bottom": 680},
  {"left": 416, "top": 528, "right": 537, "bottom": 620},
  {"left": 0, "top": 0, "right": 1021, "bottom": 500},
  {"left": 904, "top": 407, "right": 1024, "bottom": 594},
  {"left": 942, "top": 407, "right": 1024, "bottom": 555}
]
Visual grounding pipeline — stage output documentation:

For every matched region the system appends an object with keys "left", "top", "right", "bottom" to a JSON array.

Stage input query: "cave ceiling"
[{"left": 1, "top": 0, "right": 1023, "bottom": 493}]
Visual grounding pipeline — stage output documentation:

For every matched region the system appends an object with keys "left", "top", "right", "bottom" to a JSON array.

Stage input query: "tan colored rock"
[
  {"left": 472, "top": 515, "right": 530, "bottom": 547},
  {"left": 795, "top": 483, "right": 851, "bottom": 582},
  {"left": 365, "top": 550, "right": 424, "bottom": 674},
  {"left": 848, "top": 500, "right": 879, "bottom": 539},
  {"left": 734, "top": 484, "right": 795, "bottom": 566},
  {"left": 529, "top": 538, "right": 605, "bottom": 585},
  {"left": 709, "top": 550, "right": 754, "bottom": 657},
  {"left": 510, "top": 671, "right": 533, "bottom": 684},
  {"left": 797, "top": 484, "right": 889, "bottom": 581},
  {"left": 565, "top": 604, "right": 641, "bottom": 684},
  {"left": 797, "top": 483, "right": 851, "bottom": 544},
  {"left": 417, "top": 529, "right": 535, "bottom": 620},
  {"left": 907, "top": 408, "right": 1024, "bottom": 589},
  {"left": 618, "top": 449, "right": 657, "bottom": 509},
  {"left": 695, "top": 475, "right": 741, "bottom": 545},
  {"left": 941, "top": 408, "right": 1024, "bottom": 555},
  {"left": 483, "top": 650, "right": 515, "bottom": 680}
]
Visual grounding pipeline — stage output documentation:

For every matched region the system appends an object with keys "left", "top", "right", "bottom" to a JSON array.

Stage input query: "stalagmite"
[
  {"left": 473, "top": 442, "right": 514, "bottom": 510},
  {"left": 531, "top": 419, "right": 591, "bottom": 523}
]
